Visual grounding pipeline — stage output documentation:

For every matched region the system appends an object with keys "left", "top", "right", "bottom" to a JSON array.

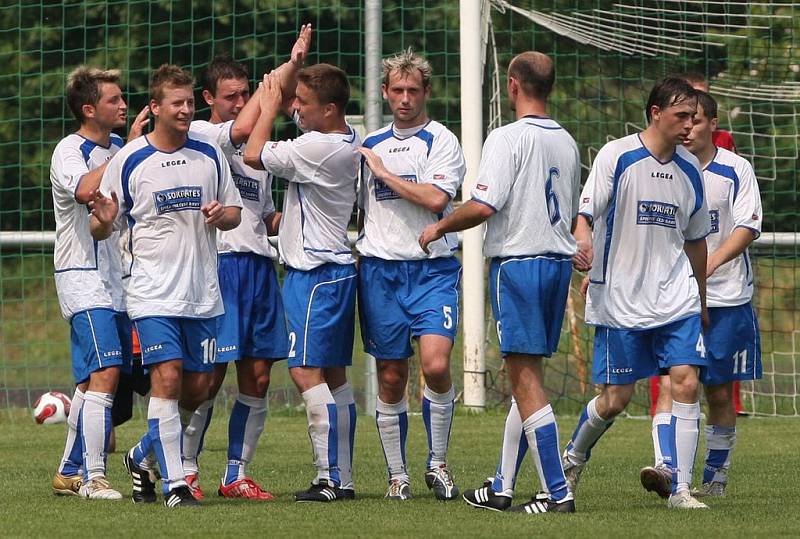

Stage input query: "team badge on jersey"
[
  {"left": 636, "top": 200, "right": 677, "bottom": 229},
  {"left": 709, "top": 209, "right": 720, "bottom": 233},
  {"left": 153, "top": 186, "right": 202, "bottom": 215},
  {"left": 375, "top": 174, "right": 416, "bottom": 201},
  {"left": 232, "top": 174, "right": 260, "bottom": 202}
]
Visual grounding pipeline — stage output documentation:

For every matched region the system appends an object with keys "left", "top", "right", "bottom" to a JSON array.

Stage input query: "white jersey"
[
  {"left": 99, "top": 134, "right": 242, "bottom": 320},
  {"left": 581, "top": 134, "right": 711, "bottom": 329},
  {"left": 357, "top": 121, "right": 466, "bottom": 260},
  {"left": 191, "top": 120, "right": 277, "bottom": 258},
  {"left": 50, "top": 133, "right": 125, "bottom": 320},
  {"left": 472, "top": 116, "right": 581, "bottom": 258},
  {"left": 259, "top": 126, "right": 360, "bottom": 271},
  {"left": 703, "top": 147, "right": 762, "bottom": 307}
]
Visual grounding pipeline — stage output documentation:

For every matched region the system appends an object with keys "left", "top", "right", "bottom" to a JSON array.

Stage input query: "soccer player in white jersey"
[
  {"left": 90, "top": 65, "right": 242, "bottom": 508},
  {"left": 356, "top": 49, "right": 466, "bottom": 502},
  {"left": 420, "top": 51, "right": 580, "bottom": 515},
  {"left": 558, "top": 78, "right": 712, "bottom": 510},
  {"left": 639, "top": 91, "right": 762, "bottom": 499},
  {"left": 243, "top": 64, "right": 360, "bottom": 503},
  {"left": 181, "top": 27, "right": 311, "bottom": 502},
  {"left": 50, "top": 66, "right": 147, "bottom": 500}
]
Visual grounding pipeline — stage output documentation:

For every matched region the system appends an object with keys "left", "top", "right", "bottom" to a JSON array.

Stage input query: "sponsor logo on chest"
[
  {"left": 161, "top": 159, "right": 187, "bottom": 168},
  {"left": 636, "top": 200, "right": 678, "bottom": 228},
  {"left": 709, "top": 209, "right": 719, "bottom": 234},
  {"left": 233, "top": 174, "right": 260, "bottom": 202},
  {"left": 375, "top": 174, "right": 417, "bottom": 202},
  {"left": 650, "top": 171, "right": 673, "bottom": 180},
  {"left": 153, "top": 186, "right": 203, "bottom": 215}
]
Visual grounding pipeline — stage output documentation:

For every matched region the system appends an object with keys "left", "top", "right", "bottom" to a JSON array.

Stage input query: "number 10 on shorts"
[{"left": 201, "top": 337, "right": 217, "bottom": 364}]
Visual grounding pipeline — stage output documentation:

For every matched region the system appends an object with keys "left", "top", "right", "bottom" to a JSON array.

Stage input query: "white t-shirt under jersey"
[
  {"left": 580, "top": 133, "right": 711, "bottom": 329},
  {"left": 99, "top": 134, "right": 242, "bottom": 320},
  {"left": 471, "top": 116, "right": 581, "bottom": 258},
  {"left": 191, "top": 120, "right": 277, "bottom": 258},
  {"left": 259, "top": 126, "right": 361, "bottom": 271},
  {"left": 703, "top": 147, "right": 762, "bottom": 307},
  {"left": 357, "top": 120, "right": 466, "bottom": 260},
  {"left": 51, "top": 133, "right": 125, "bottom": 320}
]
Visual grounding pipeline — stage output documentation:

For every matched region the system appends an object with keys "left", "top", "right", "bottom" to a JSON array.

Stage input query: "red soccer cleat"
[
  {"left": 185, "top": 473, "right": 204, "bottom": 500},
  {"left": 218, "top": 477, "right": 275, "bottom": 501}
]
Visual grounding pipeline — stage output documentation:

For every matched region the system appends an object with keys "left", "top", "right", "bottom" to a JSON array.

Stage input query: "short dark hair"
[
  {"left": 201, "top": 54, "right": 249, "bottom": 95},
  {"left": 296, "top": 63, "right": 350, "bottom": 113},
  {"left": 65, "top": 66, "right": 121, "bottom": 123},
  {"left": 694, "top": 90, "right": 718, "bottom": 121},
  {"left": 508, "top": 51, "right": 555, "bottom": 100},
  {"left": 645, "top": 77, "right": 697, "bottom": 122},
  {"left": 150, "top": 64, "right": 195, "bottom": 102}
]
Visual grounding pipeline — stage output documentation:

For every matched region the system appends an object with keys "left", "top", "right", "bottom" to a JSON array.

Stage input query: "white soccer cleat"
[
  {"left": 667, "top": 490, "right": 709, "bottom": 509},
  {"left": 561, "top": 452, "right": 585, "bottom": 493},
  {"left": 79, "top": 477, "right": 123, "bottom": 500},
  {"left": 385, "top": 479, "right": 413, "bottom": 501}
]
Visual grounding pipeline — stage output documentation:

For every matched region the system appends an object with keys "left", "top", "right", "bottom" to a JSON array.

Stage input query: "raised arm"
[{"left": 243, "top": 72, "right": 283, "bottom": 171}]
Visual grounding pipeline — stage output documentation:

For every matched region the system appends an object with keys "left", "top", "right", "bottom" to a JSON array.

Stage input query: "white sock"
[
  {"left": 81, "top": 391, "right": 114, "bottom": 480},
  {"left": 422, "top": 385, "right": 455, "bottom": 469},
  {"left": 224, "top": 393, "right": 268, "bottom": 485},
  {"left": 376, "top": 397, "right": 409, "bottom": 483},
  {"left": 703, "top": 424, "right": 736, "bottom": 485},
  {"left": 58, "top": 388, "right": 85, "bottom": 476},
  {"left": 182, "top": 398, "right": 214, "bottom": 475},
  {"left": 566, "top": 396, "right": 614, "bottom": 464},
  {"left": 148, "top": 397, "right": 186, "bottom": 492},
  {"left": 522, "top": 404, "right": 570, "bottom": 502},
  {"left": 331, "top": 383, "right": 356, "bottom": 490},
  {"left": 671, "top": 400, "right": 700, "bottom": 495},
  {"left": 302, "top": 383, "right": 339, "bottom": 486},
  {"left": 651, "top": 412, "right": 672, "bottom": 468},
  {"left": 491, "top": 398, "right": 526, "bottom": 497}
]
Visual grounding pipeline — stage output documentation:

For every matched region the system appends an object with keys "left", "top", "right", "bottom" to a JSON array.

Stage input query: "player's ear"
[
  {"left": 202, "top": 89, "right": 215, "bottom": 107},
  {"left": 381, "top": 83, "right": 388, "bottom": 100},
  {"left": 149, "top": 98, "right": 159, "bottom": 117},
  {"left": 710, "top": 116, "right": 719, "bottom": 131},
  {"left": 81, "top": 103, "right": 96, "bottom": 120},
  {"left": 649, "top": 105, "right": 661, "bottom": 121}
]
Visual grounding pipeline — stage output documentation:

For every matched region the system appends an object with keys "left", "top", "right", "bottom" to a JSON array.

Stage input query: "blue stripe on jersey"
[
  {"left": 414, "top": 129, "right": 434, "bottom": 157},
  {"left": 79, "top": 139, "right": 97, "bottom": 164},
  {"left": 121, "top": 145, "right": 158, "bottom": 275},
  {"left": 185, "top": 138, "right": 221, "bottom": 191},
  {"left": 363, "top": 129, "right": 393, "bottom": 149},
  {"left": 673, "top": 153, "right": 705, "bottom": 216},
  {"left": 598, "top": 147, "right": 651, "bottom": 284},
  {"left": 706, "top": 161, "right": 740, "bottom": 202},
  {"left": 110, "top": 134, "right": 124, "bottom": 148}
]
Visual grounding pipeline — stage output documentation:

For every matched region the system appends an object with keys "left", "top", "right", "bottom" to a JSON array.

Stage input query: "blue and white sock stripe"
[
  {"left": 422, "top": 397, "right": 433, "bottom": 469},
  {"left": 326, "top": 402, "right": 340, "bottom": 487},
  {"left": 347, "top": 402, "right": 357, "bottom": 469},
  {"left": 533, "top": 421, "right": 568, "bottom": 501}
]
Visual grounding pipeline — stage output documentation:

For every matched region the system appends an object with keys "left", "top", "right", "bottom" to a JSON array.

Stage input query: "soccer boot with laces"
[
  {"left": 164, "top": 485, "right": 201, "bottom": 508},
  {"left": 692, "top": 481, "right": 726, "bottom": 498},
  {"left": 508, "top": 493, "right": 576, "bottom": 514},
  {"left": 218, "top": 477, "right": 275, "bottom": 501},
  {"left": 463, "top": 483, "right": 512, "bottom": 512},
  {"left": 668, "top": 490, "right": 709, "bottom": 509},
  {"left": 294, "top": 479, "right": 348, "bottom": 503},
  {"left": 424, "top": 464, "right": 460, "bottom": 501},
  {"left": 79, "top": 477, "right": 123, "bottom": 500},
  {"left": 561, "top": 450, "right": 585, "bottom": 493},
  {"left": 185, "top": 473, "right": 204, "bottom": 500},
  {"left": 639, "top": 465, "right": 672, "bottom": 499},
  {"left": 123, "top": 448, "right": 157, "bottom": 503},
  {"left": 385, "top": 479, "right": 413, "bottom": 501},
  {"left": 52, "top": 472, "right": 82, "bottom": 496}
]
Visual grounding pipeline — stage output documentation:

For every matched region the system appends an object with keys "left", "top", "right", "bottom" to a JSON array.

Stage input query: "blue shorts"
[
  {"left": 358, "top": 256, "right": 461, "bottom": 360},
  {"left": 592, "top": 315, "right": 708, "bottom": 385},
  {"left": 216, "top": 253, "right": 289, "bottom": 362},
  {"left": 70, "top": 308, "right": 132, "bottom": 384},
  {"left": 701, "top": 303, "right": 762, "bottom": 386},
  {"left": 489, "top": 255, "right": 572, "bottom": 357},
  {"left": 134, "top": 317, "right": 217, "bottom": 373},
  {"left": 283, "top": 263, "right": 357, "bottom": 368}
]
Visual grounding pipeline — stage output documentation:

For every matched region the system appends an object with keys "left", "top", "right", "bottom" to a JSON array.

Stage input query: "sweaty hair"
[
  {"left": 150, "top": 64, "right": 195, "bottom": 102},
  {"left": 66, "top": 66, "right": 121, "bottom": 123},
  {"left": 201, "top": 54, "right": 249, "bottom": 95},
  {"left": 382, "top": 47, "right": 432, "bottom": 87},
  {"left": 296, "top": 63, "right": 350, "bottom": 113},
  {"left": 645, "top": 77, "right": 697, "bottom": 122},
  {"left": 694, "top": 90, "right": 718, "bottom": 121},
  {"left": 508, "top": 51, "right": 555, "bottom": 100}
]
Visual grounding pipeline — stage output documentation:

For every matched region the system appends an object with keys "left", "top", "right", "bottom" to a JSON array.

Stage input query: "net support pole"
[
  {"left": 363, "top": 0, "right": 382, "bottom": 417},
  {"left": 459, "top": 1, "right": 486, "bottom": 412}
]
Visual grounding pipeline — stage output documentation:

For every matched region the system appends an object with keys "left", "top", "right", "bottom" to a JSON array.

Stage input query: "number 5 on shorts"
[{"left": 443, "top": 305, "right": 453, "bottom": 330}]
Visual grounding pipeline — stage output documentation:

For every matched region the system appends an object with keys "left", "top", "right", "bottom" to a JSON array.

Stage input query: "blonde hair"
[
  {"left": 382, "top": 47, "right": 432, "bottom": 87},
  {"left": 66, "top": 66, "right": 121, "bottom": 122}
]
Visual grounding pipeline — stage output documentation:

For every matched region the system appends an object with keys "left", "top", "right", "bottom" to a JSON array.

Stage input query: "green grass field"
[{"left": 0, "top": 412, "right": 796, "bottom": 537}]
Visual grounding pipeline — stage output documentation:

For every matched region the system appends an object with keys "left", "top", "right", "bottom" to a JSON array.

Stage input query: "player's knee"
[
  {"left": 421, "top": 355, "right": 450, "bottom": 384},
  {"left": 705, "top": 385, "right": 732, "bottom": 409},
  {"left": 378, "top": 368, "right": 406, "bottom": 396},
  {"left": 598, "top": 388, "right": 633, "bottom": 418},
  {"left": 89, "top": 366, "right": 120, "bottom": 393}
]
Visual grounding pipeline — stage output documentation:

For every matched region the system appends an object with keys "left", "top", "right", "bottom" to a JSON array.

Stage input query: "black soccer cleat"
[
  {"left": 508, "top": 494, "right": 576, "bottom": 514},
  {"left": 123, "top": 448, "right": 157, "bottom": 504},
  {"left": 294, "top": 480, "right": 348, "bottom": 503},
  {"left": 463, "top": 485, "right": 512, "bottom": 512},
  {"left": 164, "top": 485, "right": 200, "bottom": 508}
]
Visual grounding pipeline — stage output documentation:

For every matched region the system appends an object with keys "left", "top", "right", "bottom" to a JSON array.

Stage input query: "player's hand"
[
  {"left": 572, "top": 238, "right": 593, "bottom": 271},
  {"left": 259, "top": 71, "right": 283, "bottom": 114},
  {"left": 291, "top": 23, "right": 312, "bottom": 67},
  {"left": 357, "top": 147, "right": 390, "bottom": 180},
  {"left": 579, "top": 275, "right": 589, "bottom": 298},
  {"left": 202, "top": 200, "right": 225, "bottom": 226},
  {"left": 88, "top": 190, "right": 119, "bottom": 224},
  {"left": 128, "top": 105, "right": 150, "bottom": 140},
  {"left": 419, "top": 223, "right": 443, "bottom": 254}
]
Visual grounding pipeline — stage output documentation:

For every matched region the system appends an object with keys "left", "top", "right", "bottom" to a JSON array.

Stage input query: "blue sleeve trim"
[
  {"left": 734, "top": 224, "right": 761, "bottom": 239},
  {"left": 470, "top": 196, "right": 498, "bottom": 213}
]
